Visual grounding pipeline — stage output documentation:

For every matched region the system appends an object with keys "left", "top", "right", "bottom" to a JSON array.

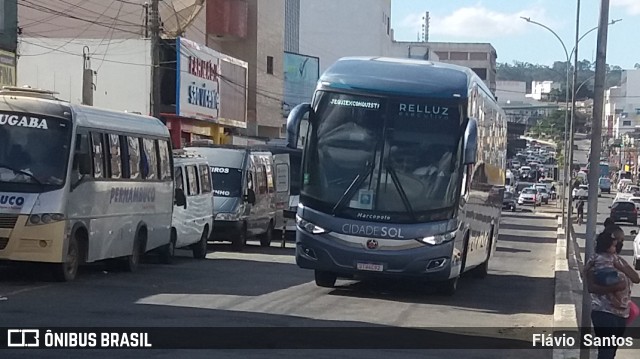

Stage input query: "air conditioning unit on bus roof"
[{"left": 0, "top": 85, "right": 61, "bottom": 100}]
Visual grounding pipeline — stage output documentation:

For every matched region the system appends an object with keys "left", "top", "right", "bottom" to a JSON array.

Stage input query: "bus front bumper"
[
  {"left": 0, "top": 215, "right": 67, "bottom": 263},
  {"left": 295, "top": 230, "right": 457, "bottom": 281}
]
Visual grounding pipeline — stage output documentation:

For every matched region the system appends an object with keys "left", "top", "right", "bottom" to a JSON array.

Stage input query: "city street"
[{"left": 0, "top": 210, "right": 558, "bottom": 358}]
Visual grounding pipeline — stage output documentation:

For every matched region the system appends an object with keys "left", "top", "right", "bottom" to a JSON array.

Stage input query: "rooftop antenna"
[{"left": 421, "top": 12, "right": 430, "bottom": 42}]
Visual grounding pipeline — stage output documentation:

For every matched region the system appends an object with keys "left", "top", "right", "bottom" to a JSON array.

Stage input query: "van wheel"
[
  {"left": 438, "top": 277, "right": 458, "bottom": 296},
  {"left": 52, "top": 235, "right": 79, "bottom": 282},
  {"left": 123, "top": 234, "right": 143, "bottom": 272},
  {"left": 193, "top": 227, "right": 209, "bottom": 259},
  {"left": 232, "top": 224, "right": 247, "bottom": 251},
  {"left": 314, "top": 270, "right": 337, "bottom": 288},
  {"left": 260, "top": 221, "right": 274, "bottom": 247},
  {"left": 159, "top": 235, "right": 176, "bottom": 264}
]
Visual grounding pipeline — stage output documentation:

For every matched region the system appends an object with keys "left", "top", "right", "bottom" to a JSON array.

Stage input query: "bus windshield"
[
  {"left": 0, "top": 114, "right": 71, "bottom": 189},
  {"left": 211, "top": 167, "right": 243, "bottom": 197},
  {"left": 302, "top": 91, "right": 464, "bottom": 223}
]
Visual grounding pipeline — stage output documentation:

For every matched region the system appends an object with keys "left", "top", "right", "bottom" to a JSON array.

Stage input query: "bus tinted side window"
[
  {"left": 186, "top": 165, "right": 200, "bottom": 196},
  {"left": 199, "top": 164, "right": 212, "bottom": 193},
  {"left": 108, "top": 134, "right": 122, "bottom": 179},
  {"left": 90, "top": 132, "right": 105, "bottom": 179},
  {"left": 175, "top": 167, "right": 184, "bottom": 191},
  {"left": 127, "top": 136, "right": 141, "bottom": 179},
  {"left": 157, "top": 140, "right": 172, "bottom": 180},
  {"left": 141, "top": 138, "right": 158, "bottom": 180}
]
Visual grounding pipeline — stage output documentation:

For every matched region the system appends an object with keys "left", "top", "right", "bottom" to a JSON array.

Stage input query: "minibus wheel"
[
  {"left": 260, "top": 221, "right": 274, "bottom": 247},
  {"left": 231, "top": 223, "right": 247, "bottom": 251},
  {"left": 159, "top": 235, "right": 176, "bottom": 264},
  {"left": 52, "top": 236, "right": 79, "bottom": 282},
  {"left": 193, "top": 226, "right": 209, "bottom": 259},
  {"left": 123, "top": 233, "right": 144, "bottom": 272}
]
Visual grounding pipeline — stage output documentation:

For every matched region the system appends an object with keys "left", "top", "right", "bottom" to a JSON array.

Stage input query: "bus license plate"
[
  {"left": 620, "top": 217, "right": 627, "bottom": 220},
  {"left": 356, "top": 262, "right": 384, "bottom": 272}
]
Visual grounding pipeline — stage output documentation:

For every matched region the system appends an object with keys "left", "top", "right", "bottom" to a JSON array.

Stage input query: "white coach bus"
[{"left": 0, "top": 87, "right": 174, "bottom": 281}]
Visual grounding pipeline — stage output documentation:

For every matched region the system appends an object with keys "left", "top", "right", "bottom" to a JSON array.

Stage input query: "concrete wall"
[
  {"left": 426, "top": 42, "right": 497, "bottom": 93},
  {"left": 299, "top": 0, "right": 392, "bottom": 73},
  {"left": 496, "top": 81, "right": 527, "bottom": 104},
  {"left": 17, "top": 38, "right": 151, "bottom": 114},
  {"left": 207, "top": 0, "right": 285, "bottom": 138}
]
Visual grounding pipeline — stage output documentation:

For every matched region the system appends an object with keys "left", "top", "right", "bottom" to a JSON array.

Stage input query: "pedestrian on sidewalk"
[
  {"left": 584, "top": 226, "right": 640, "bottom": 359},
  {"left": 576, "top": 200, "right": 585, "bottom": 225}
]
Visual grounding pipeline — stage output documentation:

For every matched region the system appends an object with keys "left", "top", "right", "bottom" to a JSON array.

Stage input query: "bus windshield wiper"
[
  {"left": 385, "top": 164, "right": 417, "bottom": 221},
  {"left": 0, "top": 164, "right": 44, "bottom": 186},
  {"left": 331, "top": 160, "right": 376, "bottom": 215}
]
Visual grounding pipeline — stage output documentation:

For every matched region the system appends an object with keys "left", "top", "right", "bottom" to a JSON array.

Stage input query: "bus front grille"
[
  {"left": 0, "top": 237, "right": 7, "bottom": 250},
  {"left": 0, "top": 215, "right": 18, "bottom": 229}
]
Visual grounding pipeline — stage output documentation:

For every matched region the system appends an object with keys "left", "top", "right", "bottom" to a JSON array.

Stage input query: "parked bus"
[
  {"left": 285, "top": 57, "right": 507, "bottom": 295},
  {"left": 0, "top": 86, "right": 174, "bottom": 281}
]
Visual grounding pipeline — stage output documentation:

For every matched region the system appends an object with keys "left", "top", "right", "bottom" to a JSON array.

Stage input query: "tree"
[{"left": 635, "top": 63, "right": 640, "bottom": 70}]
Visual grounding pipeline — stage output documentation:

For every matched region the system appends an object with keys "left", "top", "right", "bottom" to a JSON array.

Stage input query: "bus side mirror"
[
  {"left": 463, "top": 118, "right": 478, "bottom": 165},
  {"left": 286, "top": 103, "right": 311, "bottom": 149},
  {"left": 175, "top": 188, "right": 187, "bottom": 208}
]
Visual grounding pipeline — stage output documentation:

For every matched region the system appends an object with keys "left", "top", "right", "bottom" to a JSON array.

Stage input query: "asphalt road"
[{"left": 0, "top": 210, "right": 559, "bottom": 358}]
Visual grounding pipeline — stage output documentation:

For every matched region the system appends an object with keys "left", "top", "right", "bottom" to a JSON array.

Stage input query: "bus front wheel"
[
  {"left": 52, "top": 236, "right": 79, "bottom": 282},
  {"left": 314, "top": 270, "right": 337, "bottom": 288}
]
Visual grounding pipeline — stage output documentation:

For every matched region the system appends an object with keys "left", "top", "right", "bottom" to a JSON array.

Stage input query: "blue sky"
[{"left": 391, "top": 0, "right": 639, "bottom": 69}]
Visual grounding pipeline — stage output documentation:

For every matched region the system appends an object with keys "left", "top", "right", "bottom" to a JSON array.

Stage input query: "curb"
[{"left": 552, "top": 215, "right": 580, "bottom": 359}]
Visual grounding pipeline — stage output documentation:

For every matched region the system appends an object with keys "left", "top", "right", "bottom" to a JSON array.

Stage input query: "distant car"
[
  {"left": 609, "top": 201, "right": 638, "bottom": 226},
  {"left": 572, "top": 185, "right": 589, "bottom": 200},
  {"left": 618, "top": 179, "right": 632, "bottom": 192},
  {"left": 503, "top": 192, "right": 517, "bottom": 211},
  {"left": 598, "top": 177, "right": 611, "bottom": 194},
  {"left": 629, "top": 197, "right": 640, "bottom": 212},
  {"left": 626, "top": 185, "right": 640, "bottom": 194},
  {"left": 518, "top": 187, "right": 541, "bottom": 206},
  {"left": 534, "top": 185, "right": 550, "bottom": 204},
  {"left": 633, "top": 231, "right": 640, "bottom": 270}
]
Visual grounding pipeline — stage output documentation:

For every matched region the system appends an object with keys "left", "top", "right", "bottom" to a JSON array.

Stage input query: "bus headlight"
[
  {"left": 28, "top": 213, "right": 65, "bottom": 226},
  {"left": 419, "top": 230, "right": 457, "bottom": 246},
  {"left": 215, "top": 206, "right": 243, "bottom": 222},
  {"left": 296, "top": 214, "right": 328, "bottom": 234}
]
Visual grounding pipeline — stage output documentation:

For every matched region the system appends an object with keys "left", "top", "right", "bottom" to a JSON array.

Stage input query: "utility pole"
[
  {"left": 150, "top": 0, "right": 161, "bottom": 120},
  {"left": 581, "top": 1, "right": 609, "bottom": 358},
  {"left": 567, "top": 0, "right": 581, "bottom": 248},
  {"left": 82, "top": 46, "right": 94, "bottom": 106}
]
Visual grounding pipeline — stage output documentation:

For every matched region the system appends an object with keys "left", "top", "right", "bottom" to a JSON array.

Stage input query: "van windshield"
[{"left": 211, "top": 167, "right": 243, "bottom": 197}]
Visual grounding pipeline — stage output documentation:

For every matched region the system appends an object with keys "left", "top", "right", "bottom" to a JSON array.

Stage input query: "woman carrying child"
[{"left": 584, "top": 225, "right": 640, "bottom": 359}]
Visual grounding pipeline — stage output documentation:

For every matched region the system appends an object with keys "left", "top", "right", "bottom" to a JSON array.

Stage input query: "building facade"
[
  {"left": 424, "top": 42, "right": 497, "bottom": 94},
  {"left": 206, "top": 0, "right": 285, "bottom": 139},
  {"left": 0, "top": 0, "right": 17, "bottom": 88},
  {"left": 16, "top": 0, "right": 253, "bottom": 147},
  {"left": 298, "top": 0, "right": 393, "bottom": 73},
  {"left": 605, "top": 69, "right": 640, "bottom": 140},
  {"left": 527, "top": 81, "right": 561, "bottom": 101}
]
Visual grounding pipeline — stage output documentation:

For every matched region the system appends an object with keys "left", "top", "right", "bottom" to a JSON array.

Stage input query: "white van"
[{"left": 171, "top": 150, "right": 214, "bottom": 260}]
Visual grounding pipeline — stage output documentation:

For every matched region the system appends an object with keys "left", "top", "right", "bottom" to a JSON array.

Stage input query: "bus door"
[{"left": 273, "top": 154, "right": 290, "bottom": 234}]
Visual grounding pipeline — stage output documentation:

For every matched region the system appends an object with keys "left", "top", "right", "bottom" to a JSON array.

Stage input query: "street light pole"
[
  {"left": 581, "top": 1, "right": 610, "bottom": 358},
  {"left": 521, "top": 16, "right": 571, "bottom": 228},
  {"left": 567, "top": 0, "right": 581, "bottom": 250}
]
